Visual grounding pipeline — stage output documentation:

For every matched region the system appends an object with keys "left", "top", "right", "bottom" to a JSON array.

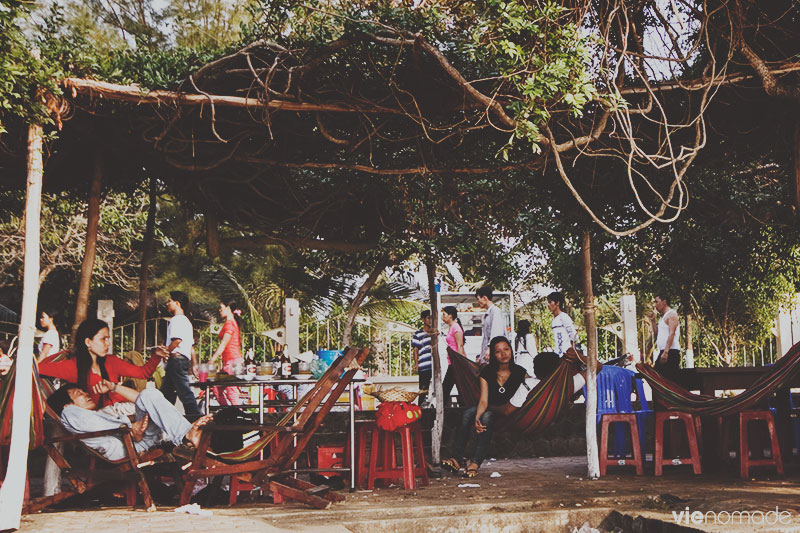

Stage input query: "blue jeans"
[
  {"left": 450, "top": 406, "right": 495, "bottom": 467},
  {"left": 161, "top": 356, "right": 201, "bottom": 417}
]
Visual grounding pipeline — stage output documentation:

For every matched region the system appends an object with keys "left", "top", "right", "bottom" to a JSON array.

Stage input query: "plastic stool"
[
  {"left": 367, "top": 421, "right": 429, "bottom": 490},
  {"left": 599, "top": 413, "right": 643, "bottom": 476},
  {"left": 654, "top": 411, "right": 702, "bottom": 476},
  {"left": 317, "top": 445, "right": 346, "bottom": 478},
  {"left": 722, "top": 411, "right": 783, "bottom": 478},
  {"left": 349, "top": 420, "right": 376, "bottom": 488}
]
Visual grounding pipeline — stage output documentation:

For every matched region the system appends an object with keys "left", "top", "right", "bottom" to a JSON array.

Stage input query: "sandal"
[
  {"left": 463, "top": 463, "right": 479, "bottom": 478},
  {"left": 441, "top": 457, "right": 462, "bottom": 473}
]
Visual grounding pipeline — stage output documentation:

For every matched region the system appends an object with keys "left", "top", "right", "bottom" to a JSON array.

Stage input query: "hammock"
[
  {"left": 635, "top": 340, "right": 800, "bottom": 416},
  {"left": 446, "top": 347, "right": 581, "bottom": 434},
  {"left": 0, "top": 358, "right": 52, "bottom": 448}
]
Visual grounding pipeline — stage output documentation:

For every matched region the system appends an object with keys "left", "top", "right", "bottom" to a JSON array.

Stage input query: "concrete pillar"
[
  {"left": 285, "top": 298, "right": 300, "bottom": 358},
  {"left": 97, "top": 299, "right": 114, "bottom": 341},
  {"left": 619, "top": 294, "right": 640, "bottom": 362},
  {"left": 777, "top": 307, "right": 793, "bottom": 357}
]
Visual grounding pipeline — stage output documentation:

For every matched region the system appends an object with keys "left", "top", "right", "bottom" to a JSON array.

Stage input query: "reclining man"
[
  {"left": 47, "top": 381, "right": 211, "bottom": 462},
  {"left": 494, "top": 349, "right": 597, "bottom": 416}
]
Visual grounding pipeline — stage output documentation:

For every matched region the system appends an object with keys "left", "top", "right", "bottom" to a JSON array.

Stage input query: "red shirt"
[
  {"left": 39, "top": 352, "right": 163, "bottom": 406},
  {"left": 219, "top": 319, "right": 242, "bottom": 364}
]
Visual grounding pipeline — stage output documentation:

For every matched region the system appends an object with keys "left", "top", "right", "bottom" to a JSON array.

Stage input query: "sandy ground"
[{"left": 17, "top": 456, "right": 800, "bottom": 532}]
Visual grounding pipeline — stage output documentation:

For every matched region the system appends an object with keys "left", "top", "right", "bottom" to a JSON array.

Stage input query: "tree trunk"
[
  {"left": 71, "top": 150, "right": 103, "bottom": 343},
  {"left": 684, "top": 312, "right": 694, "bottom": 368},
  {"left": 135, "top": 178, "right": 157, "bottom": 352},
  {"left": 581, "top": 230, "right": 600, "bottom": 479},
  {"left": 426, "top": 258, "right": 444, "bottom": 464},
  {"left": 206, "top": 210, "right": 220, "bottom": 258},
  {"left": 341, "top": 257, "right": 387, "bottom": 348},
  {"left": 0, "top": 118, "right": 43, "bottom": 530}
]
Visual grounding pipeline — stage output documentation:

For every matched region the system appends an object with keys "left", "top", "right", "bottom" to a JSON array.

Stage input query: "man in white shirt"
[
  {"left": 476, "top": 286, "right": 506, "bottom": 365},
  {"left": 548, "top": 291, "right": 577, "bottom": 356},
  {"left": 160, "top": 291, "right": 201, "bottom": 418},
  {"left": 650, "top": 294, "right": 681, "bottom": 383}
]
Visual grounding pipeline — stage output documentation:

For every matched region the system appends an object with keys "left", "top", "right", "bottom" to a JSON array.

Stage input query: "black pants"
[
  {"left": 654, "top": 349, "right": 681, "bottom": 383},
  {"left": 418, "top": 370, "right": 432, "bottom": 405},
  {"left": 442, "top": 366, "right": 460, "bottom": 405}
]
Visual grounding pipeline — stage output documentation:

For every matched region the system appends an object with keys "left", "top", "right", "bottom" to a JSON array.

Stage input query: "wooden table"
[
  {"left": 678, "top": 367, "right": 774, "bottom": 395},
  {"left": 192, "top": 377, "right": 364, "bottom": 491}
]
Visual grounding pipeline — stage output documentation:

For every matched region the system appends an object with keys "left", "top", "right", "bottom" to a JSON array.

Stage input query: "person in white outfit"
[
  {"left": 547, "top": 292, "right": 577, "bottom": 357},
  {"left": 37, "top": 308, "right": 61, "bottom": 363},
  {"left": 476, "top": 286, "right": 506, "bottom": 366},
  {"left": 650, "top": 294, "right": 681, "bottom": 383}
]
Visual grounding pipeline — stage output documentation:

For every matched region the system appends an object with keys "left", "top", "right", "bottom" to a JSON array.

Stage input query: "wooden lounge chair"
[
  {"left": 178, "top": 346, "right": 369, "bottom": 510},
  {"left": 1, "top": 356, "right": 178, "bottom": 513},
  {"left": 28, "top": 408, "right": 178, "bottom": 513}
]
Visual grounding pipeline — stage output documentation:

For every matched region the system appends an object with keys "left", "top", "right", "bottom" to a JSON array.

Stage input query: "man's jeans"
[
  {"left": 134, "top": 388, "right": 193, "bottom": 456},
  {"left": 161, "top": 355, "right": 201, "bottom": 417},
  {"left": 450, "top": 406, "right": 495, "bottom": 467}
]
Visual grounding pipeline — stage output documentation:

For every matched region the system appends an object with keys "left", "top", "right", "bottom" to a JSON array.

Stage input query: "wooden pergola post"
[
  {"left": 581, "top": 230, "right": 600, "bottom": 479},
  {"left": 0, "top": 102, "right": 44, "bottom": 530}
]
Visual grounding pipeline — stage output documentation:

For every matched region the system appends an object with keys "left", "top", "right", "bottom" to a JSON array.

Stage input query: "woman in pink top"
[
  {"left": 442, "top": 306, "right": 464, "bottom": 405},
  {"left": 209, "top": 300, "right": 243, "bottom": 405}
]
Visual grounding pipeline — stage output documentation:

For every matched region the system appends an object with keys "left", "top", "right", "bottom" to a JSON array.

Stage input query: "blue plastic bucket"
[{"left": 316, "top": 349, "right": 342, "bottom": 365}]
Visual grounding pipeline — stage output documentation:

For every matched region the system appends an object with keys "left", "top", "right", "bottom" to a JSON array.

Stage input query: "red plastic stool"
[
  {"left": 317, "top": 445, "right": 346, "bottom": 478},
  {"left": 654, "top": 411, "right": 702, "bottom": 476},
  {"left": 722, "top": 411, "right": 783, "bottom": 478},
  {"left": 599, "top": 413, "right": 643, "bottom": 476},
  {"left": 347, "top": 420, "right": 376, "bottom": 488},
  {"left": 367, "top": 421, "right": 429, "bottom": 490}
]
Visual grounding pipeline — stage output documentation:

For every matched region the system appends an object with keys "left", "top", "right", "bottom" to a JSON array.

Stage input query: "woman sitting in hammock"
[
  {"left": 38, "top": 318, "right": 168, "bottom": 416},
  {"left": 442, "top": 336, "right": 527, "bottom": 478}
]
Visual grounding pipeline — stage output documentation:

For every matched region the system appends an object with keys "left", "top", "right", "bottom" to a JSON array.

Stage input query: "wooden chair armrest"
[
  {"left": 46, "top": 426, "right": 129, "bottom": 444},
  {"left": 200, "top": 423, "right": 300, "bottom": 433}
]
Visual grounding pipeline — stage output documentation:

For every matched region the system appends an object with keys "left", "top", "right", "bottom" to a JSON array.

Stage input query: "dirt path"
[{"left": 20, "top": 457, "right": 800, "bottom": 532}]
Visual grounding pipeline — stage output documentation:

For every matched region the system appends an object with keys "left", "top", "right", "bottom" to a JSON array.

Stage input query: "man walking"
[
  {"left": 547, "top": 291, "right": 577, "bottom": 357},
  {"left": 412, "top": 310, "right": 433, "bottom": 405},
  {"left": 651, "top": 294, "right": 681, "bottom": 383},
  {"left": 476, "top": 286, "right": 505, "bottom": 365},
  {"left": 160, "top": 291, "right": 201, "bottom": 418}
]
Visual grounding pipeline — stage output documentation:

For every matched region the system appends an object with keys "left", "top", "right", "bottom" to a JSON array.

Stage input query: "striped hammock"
[
  {"left": 635, "top": 340, "right": 800, "bottom": 416},
  {"left": 446, "top": 347, "right": 580, "bottom": 434},
  {"left": 0, "top": 350, "right": 70, "bottom": 448}
]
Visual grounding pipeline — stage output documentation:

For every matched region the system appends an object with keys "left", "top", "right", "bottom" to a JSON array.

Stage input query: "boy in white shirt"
[
  {"left": 160, "top": 291, "right": 201, "bottom": 418},
  {"left": 548, "top": 291, "right": 577, "bottom": 356}
]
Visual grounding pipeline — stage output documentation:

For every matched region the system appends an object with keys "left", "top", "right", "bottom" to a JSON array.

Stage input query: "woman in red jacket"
[{"left": 39, "top": 318, "right": 167, "bottom": 408}]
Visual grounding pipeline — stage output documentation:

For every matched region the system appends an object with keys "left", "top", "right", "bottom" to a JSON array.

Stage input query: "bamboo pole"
[
  {"left": 135, "top": 178, "right": 157, "bottom": 352},
  {"left": 0, "top": 106, "right": 44, "bottom": 529},
  {"left": 581, "top": 230, "right": 600, "bottom": 479},
  {"left": 71, "top": 150, "right": 103, "bottom": 342},
  {"left": 426, "top": 258, "right": 444, "bottom": 464}
]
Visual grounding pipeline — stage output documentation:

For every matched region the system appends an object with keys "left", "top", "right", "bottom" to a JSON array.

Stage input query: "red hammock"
[
  {"left": 0, "top": 350, "right": 67, "bottom": 448},
  {"left": 446, "top": 347, "right": 580, "bottom": 434},
  {"left": 635, "top": 340, "right": 800, "bottom": 416}
]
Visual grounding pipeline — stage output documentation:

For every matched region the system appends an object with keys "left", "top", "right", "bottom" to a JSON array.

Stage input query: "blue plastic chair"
[{"left": 584, "top": 366, "right": 635, "bottom": 457}]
